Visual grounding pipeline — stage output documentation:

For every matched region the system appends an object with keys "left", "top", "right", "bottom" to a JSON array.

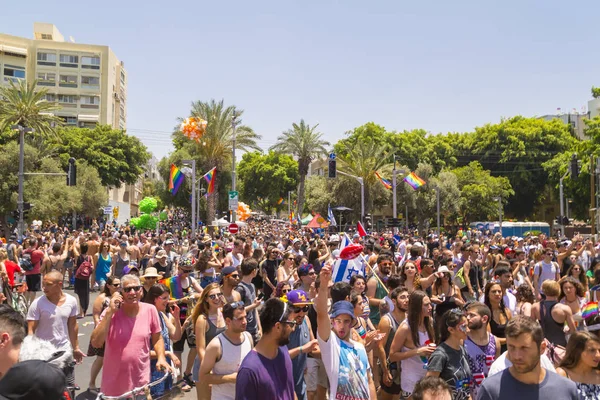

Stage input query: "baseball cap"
[
  {"left": 298, "top": 264, "right": 314, "bottom": 277},
  {"left": 353, "top": 233, "right": 360, "bottom": 238},
  {"left": 178, "top": 257, "right": 193, "bottom": 268},
  {"left": 222, "top": 266, "right": 237, "bottom": 277},
  {"left": 119, "top": 241, "right": 127, "bottom": 247},
  {"left": 293, "top": 239, "right": 302, "bottom": 245},
  {"left": 0, "top": 359, "right": 66, "bottom": 400},
  {"left": 329, "top": 301, "right": 355, "bottom": 322},
  {"left": 164, "top": 239, "right": 174, "bottom": 245},
  {"left": 286, "top": 289, "right": 313, "bottom": 306},
  {"left": 329, "top": 234, "right": 340, "bottom": 243}
]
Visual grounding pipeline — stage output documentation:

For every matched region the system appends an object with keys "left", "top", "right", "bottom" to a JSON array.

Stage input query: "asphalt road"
[{"left": 52, "top": 288, "right": 196, "bottom": 400}]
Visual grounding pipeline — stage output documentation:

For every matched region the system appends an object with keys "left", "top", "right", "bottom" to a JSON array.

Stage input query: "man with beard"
[
  {"left": 378, "top": 286, "right": 409, "bottom": 400},
  {"left": 464, "top": 302, "right": 501, "bottom": 399},
  {"left": 366, "top": 253, "right": 394, "bottom": 328},
  {"left": 235, "top": 298, "right": 296, "bottom": 400},
  {"left": 477, "top": 315, "right": 578, "bottom": 400}
]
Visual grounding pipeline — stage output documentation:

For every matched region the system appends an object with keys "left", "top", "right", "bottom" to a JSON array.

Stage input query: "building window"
[
  {"left": 120, "top": 70, "right": 126, "bottom": 85},
  {"left": 3, "top": 66, "right": 25, "bottom": 82},
  {"left": 37, "top": 72, "right": 56, "bottom": 86},
  {"left": 58, "top": 95, "right": 77, "bottom": 104},
  {"left": 79, "top": 121, "right": 97, "bottom": 128},
  {"left": 43, "top": 94, "right": 56, "bottom": 102},
  {"left": 59, "top": 75, "right": 78, "bottom": 88},
  {"left": 59, "top": 54, "right": 78, "bottom": 67},
  {"left": 41, "top": 34, "right": 53, "bottom": 40},
  {"left": 81, "top": 56, "right": 100, "bottom": 69},
  {"left": 81, "top": 76, "right": 100, "bottom": 88},
  {"left": 80, "top": 95, "right": 100, "bottom": 109},
  {"left": 63, "top": 116, "right": 77, "bottom": 125},
  {"left": 37, "top": 52, "right": 57, "bottom": 66}
]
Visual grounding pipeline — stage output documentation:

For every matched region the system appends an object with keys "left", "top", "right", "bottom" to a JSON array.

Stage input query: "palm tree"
[
  {"left": 270, "top": 120, "right": 329, "bottom": 216},
  {"left": 337, "top": 138, "right": 395, "bottom": 215},
  {"left": 185, "top": 99, "right": 261, "bottom": 223},
  {"left": 0, "top": 79, "right": 63, "bottom": 135}
]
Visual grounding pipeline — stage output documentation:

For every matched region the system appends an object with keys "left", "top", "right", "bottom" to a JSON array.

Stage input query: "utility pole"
[
  {"left": 435, "top": 186, "right": 441, "bottom": 237},
  {"left": 231, "top": 110, "right": 237, "bottom": 223},
  {"left": 559, "top": 169, "right": 569, "bottom": 238},
  {"left": 182, "top": 160, "right": 197, "bottom": 237},
  {"left": 591, "top": 155, "right": 596, "bottom": 236},
  {"left": 337, "top": 170, "right": 365, "bottom": 224},
  {"left": 11, "top": 125, "right": 33, "bottom": 239}
]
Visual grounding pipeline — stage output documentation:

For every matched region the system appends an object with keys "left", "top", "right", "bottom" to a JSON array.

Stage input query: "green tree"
[
  {"left": 451, "top": 161, "right": 514, "bottom": 222},
  {"left": 592, "top": 87, "right": 600, "bottom": 99},
  {"left": 237, "top": 151, "right": 299, "bottom": 214},
  {"left": 270, "top": 120, "right": 329, "bottom": 216},
  {"left": 51, "top": 125, "right": 150, "bottom": 187},
  {"left": 0, "top": 79, "right": 63, "bottom": 137},
  {"left": 461, "top": 116, "right": 575, "bottom": 218},
  {"left": 173, "top": 99, "right": 261, "bottom": 223}
]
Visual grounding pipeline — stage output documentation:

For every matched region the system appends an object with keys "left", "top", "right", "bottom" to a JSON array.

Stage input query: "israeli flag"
[
  {"left": 328, "top": 204, "right": 337, "bottom": 226},
  {"left": 332, "top": 257, "right": 366, "bottom": 283},
  {"left": 339, "top": 234, "right": 351, "bottom": 250}
]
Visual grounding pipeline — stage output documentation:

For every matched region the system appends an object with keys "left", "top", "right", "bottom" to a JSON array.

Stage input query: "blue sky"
[{"left": 3, "top": 1, "right": 599, "bottom": 159}]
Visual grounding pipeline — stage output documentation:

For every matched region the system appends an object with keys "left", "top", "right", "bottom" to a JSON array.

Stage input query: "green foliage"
[
  {"left": 131, "top": 214, "right": 158, "bottom": 230},
  {"left": 451, "top": 161, "right": 514, "bottom": 222},
  {"left": 139, "top": 197, "right": 158, "bottom": 214},
  {"left": 50, "top": 125, "right": 150, "bottom": 187},
  {"left": 592, "top": 87, "right": 600, "bottom": 99},
  {"left": 237, "top": 151, "right": 299, "bottom": 213},
  {"left": 0, "top": 79, "right": 63, "bottom": 137}
]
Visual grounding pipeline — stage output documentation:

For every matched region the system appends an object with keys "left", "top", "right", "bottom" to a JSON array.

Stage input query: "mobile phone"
[{"left": 257, "top": 292, "right": 266, "bottom": 301}]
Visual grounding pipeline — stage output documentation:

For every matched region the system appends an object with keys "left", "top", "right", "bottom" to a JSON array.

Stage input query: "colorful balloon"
[
  {"left": 181, "top": 117, "right": 207, "bottom": 142},
  {"left": 339, "top": 244, "right": 364, "bottom": 260}
]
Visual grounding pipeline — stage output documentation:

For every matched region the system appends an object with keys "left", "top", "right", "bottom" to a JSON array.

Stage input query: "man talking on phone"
[
  {"left": 91, "top": 275, "right": 170, "bottom": 399},
  {"left": 236, "top": 258, "right": 263, "bottom": 343}
]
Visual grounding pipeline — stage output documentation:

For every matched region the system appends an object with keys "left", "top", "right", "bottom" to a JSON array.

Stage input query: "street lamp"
[
  {"left": 493, "top": 196, "right": 503, "bottom": 234},
  {"left": 231, "top": 110, "right": 237, "bottom": 223},
  {"left": 11, "top": 124, "right": 33, "bottom": 239},
  {"left": 391, "top": 155, "right": 407, "bottom": 231},
  {"left": 182, "top": 160, "right": 197, "bottom": 238}
]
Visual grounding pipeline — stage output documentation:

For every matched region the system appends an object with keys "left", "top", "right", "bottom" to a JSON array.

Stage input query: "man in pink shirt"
[
  {"left": 23, "top": 238, "right": 45, "bottom": 305},
  {"left": 91, "top": 275, "right": 170, "bottom": 398}
]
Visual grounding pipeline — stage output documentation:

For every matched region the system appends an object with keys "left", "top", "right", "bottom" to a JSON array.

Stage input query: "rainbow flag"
[
  {"left": 160, "top": 275, "right": 183, "bottom": 300},
  {"left": 212, "top": 241, "right": 220, "bottom": 253},
  {"left": 582, "top": 302, "right": 599, "bottom": 319},
  {"left": 375, "top": 171, "right": 392, "bottom": 190},
  {"left": 277, "top": 197, "right": 284, "bottom": 205},
  {"left": 203, "top": 167, "right": 216, "bottom": 194},
  {"left": 169, "top": 164, "right": 185, "bottom": 195},
  {"left": 404, "top": 171, "right": 426, "bottom": 190}
]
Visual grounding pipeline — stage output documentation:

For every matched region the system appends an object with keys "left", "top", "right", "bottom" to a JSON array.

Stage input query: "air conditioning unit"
[{"left": 113, "top": 92, "right": 120, "bottom": 101}]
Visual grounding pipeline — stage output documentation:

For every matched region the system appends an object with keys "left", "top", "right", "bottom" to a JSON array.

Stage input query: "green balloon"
[{"left": 159, "top": 211, "right": 168, "bottom": 221}]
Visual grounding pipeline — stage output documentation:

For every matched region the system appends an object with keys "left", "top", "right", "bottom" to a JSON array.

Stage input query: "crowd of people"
[{"left": 1, "top": 221, "right": 600, "bottom": 399}]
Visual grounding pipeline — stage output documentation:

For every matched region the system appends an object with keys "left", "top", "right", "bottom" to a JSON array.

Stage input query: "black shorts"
[
  {"left": 380, "top": 363, "right": 402, "bottom": 395},
  {"left": 173, "top": 327, "right": 196, "bottom": 352},
  {"left": 26, "top": 274, "right": 41, "bottom": 292}
]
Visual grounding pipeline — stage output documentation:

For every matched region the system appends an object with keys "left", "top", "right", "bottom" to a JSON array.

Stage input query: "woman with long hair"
[
  {"left": 143, "top": 283, "right": 182, "bottom": 398},
  {"left": 400, "top": 261, "right": 424, "bottom": 293},
  {"left": 557, "top": 331, "right": 600, "bottom": 399},
  {"left": 94, "top": 240, "right": 112, "bottom": 293},
  {"left": 431, "top": 265, "right": 464, "bottom": 340},
  {"left": 484, "top": 281, "right": 512, "bottom": 353},
  {"left": 515, "top": 284, "right": 535, "bottom": 317},
  {"left": 350, "top": 274, "right": 371, "bottom": 320},
  {"left": 567, "top": 264, "right": 590, "bottom": 295},
  {"left": 191, "top": 282, "right": 226, "bottom": 399},
  {"left": 277, "top": 251, "right": 298, "bottom": 288},
  {"left": 559, "top": 276, "right": 588, "bottom": 331},
  {"left": 194, "top": 244, "right": 223, "bottom": 288},
  {"left": 389, "top": 290, "right": 436, "bottom": 397},
  {"left": 425, "top": 308, "right": 472, "bottom": 400},
  {"left": 86, "top": 275, "right": 121, "bottom": 391},
  {"left": 274, "top": 281, "right": 291, "bottom": 299}
]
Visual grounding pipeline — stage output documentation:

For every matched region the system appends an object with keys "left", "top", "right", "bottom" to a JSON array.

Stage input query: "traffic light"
[
  {"left": 328, "top": 159, "right": 336, "bottom": 178},
  {"left": 11, "top": 210, "right": 19, "bottom": 220},
  {"left": 23, "top": 202, "right": 32, "bottom": 219},
  {"left": 67, "top": 157, "right": 76, "bottom": 186},
  {"left": 562, "top": 216, "right": 570, "bottom": 226},
  {"left": 570, "top": 154, "right": 579, "bottom": 179},
  {"left": 556, "top": 215, "right": 562, "bottom": 225},
  {"left": 365, "top": 214, "right": 372, "bottom": 229}
]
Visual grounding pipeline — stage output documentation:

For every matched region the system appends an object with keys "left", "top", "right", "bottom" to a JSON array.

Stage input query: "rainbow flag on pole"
[
  {"left": 169, "top": 164, "right": 185, "bottom": 195},
  {"left": 374, "top": 171, "right": 392, "bottom": 190},
  {"left": 277, "top": 197, "right": 285, "bottom": 205},
  {"left": 160, "top": 275, "right": 183, "bottom": 300},
  {"left": 404, "top": 172, "right": 426, "bottom": 190},
  {"left": 203, "top": 167, "right": 216, "bottom": 194}
]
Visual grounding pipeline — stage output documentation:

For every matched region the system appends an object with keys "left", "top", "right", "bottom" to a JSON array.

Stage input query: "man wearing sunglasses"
[
  {"left": 221, "top": 266, "right": 242, "bottom": 304},
  {"left": 91, "top": 275, "right": 170, "bottom": 399},
  {"left": 199, "top": 301, "right": 253, "bottom": 399},
  {"left": 297, "top": 265, "right": 317, "bottom": 297},
  {"left": 286, "top": 290, "right": 319, "bottom": 400}
]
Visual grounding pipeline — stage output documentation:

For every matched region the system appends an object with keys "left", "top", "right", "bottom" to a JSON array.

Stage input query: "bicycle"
[{"left": 95, "top": 368, "right": 177, "bottom": 400}]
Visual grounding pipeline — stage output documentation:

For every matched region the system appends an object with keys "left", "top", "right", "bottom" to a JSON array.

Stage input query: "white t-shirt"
[
  {"left": 317, "top": 331, "right": 371, "bottom": 400},
  {"left": 27, "top": 293, "right": 78, "bottom": 350},
  {"left": 488, "top": 351, "right": 555, "bottom": 377},
  {"left": 533, "top": 261, "right": 559, "bottom": 292},
  {"left": 504, "top": 291, "right": 517, "bottom": 316}
]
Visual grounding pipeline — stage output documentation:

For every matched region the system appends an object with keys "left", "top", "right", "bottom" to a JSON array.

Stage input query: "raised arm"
[{"left": 316, "top": 265, "right": 332, "bottom": 342}]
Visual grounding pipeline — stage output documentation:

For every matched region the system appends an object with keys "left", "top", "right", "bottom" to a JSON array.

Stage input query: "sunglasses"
[
  {"left": 110, "top": 283, "right": 121, "bottom": 287},
  {"left": 229, "top": 274, "right": 240, "bottom": 279},
  {"left": 281, "top": 289, "right": 290, "bottom": 294},
  {"left": 208, "top": 293, "right": 223, "bottom": 300},
  {"left": 123, "top": 286, "right": 141, "bottom": 293},
  {"left": 227, "top": 301, "right": 245, "bottom": 309},
  {"left": 181, "top": 269, "right": 193, "bottom": 273},
  {"left": 287, "top": 258, "right": 295, "bottom": 261},
  {"left": 292, "top": 305, "right": 310, "bottom": 313}
]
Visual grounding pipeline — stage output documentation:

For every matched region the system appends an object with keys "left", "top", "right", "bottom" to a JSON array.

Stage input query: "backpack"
[
  {"left": 19, "top": 252, "right": 34, "bottom": 272},
  {"left": 454, "top": 267, "right": 467, "bottom": 289},
  {"left": 75, "top": 256, "right": 93, "bottom": 280}
]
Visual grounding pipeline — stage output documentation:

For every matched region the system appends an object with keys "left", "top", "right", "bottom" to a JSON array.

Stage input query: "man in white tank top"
[{"left": 198, "top": 301, "right": 253, "bottom": 400}]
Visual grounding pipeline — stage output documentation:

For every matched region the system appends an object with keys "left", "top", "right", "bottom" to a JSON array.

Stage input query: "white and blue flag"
[
  {"left": 328, "top": 204, "right": 337, "bottom": 226},
  {"left": 332, "top": 233, "right": 366, "bottom": 283}
]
